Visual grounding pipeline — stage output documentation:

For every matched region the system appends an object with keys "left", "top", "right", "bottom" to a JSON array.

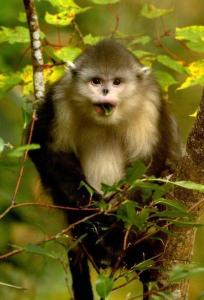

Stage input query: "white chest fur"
[{"left": 77, "top": 128, "right": 125, "bottom": 192}]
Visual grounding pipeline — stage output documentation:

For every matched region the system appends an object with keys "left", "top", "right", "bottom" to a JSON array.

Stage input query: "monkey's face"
[{"left": 74, "top": 68, "right": 146, "bottom": 125}]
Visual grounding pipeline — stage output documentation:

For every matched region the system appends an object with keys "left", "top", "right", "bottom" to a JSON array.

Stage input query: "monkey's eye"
[
  {"left": 113, "top": 78, "right": 121, "bottom": 85},
  {"left": 91, "top": 77, "right": 102, "bottom": 85}
]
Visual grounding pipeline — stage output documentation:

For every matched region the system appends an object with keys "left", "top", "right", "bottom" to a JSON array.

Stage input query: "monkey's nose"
[{"left": 102, "top": 89, "right": 109, "bottom": 95}]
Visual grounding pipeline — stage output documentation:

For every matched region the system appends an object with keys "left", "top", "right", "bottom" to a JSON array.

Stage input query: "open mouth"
[{"left": 94, "top": 102, "right": 116, "bottom": 116}]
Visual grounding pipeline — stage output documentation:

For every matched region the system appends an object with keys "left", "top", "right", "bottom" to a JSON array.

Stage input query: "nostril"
[{"left": 102, "top": 89, "right": 109, "bottom": 96}]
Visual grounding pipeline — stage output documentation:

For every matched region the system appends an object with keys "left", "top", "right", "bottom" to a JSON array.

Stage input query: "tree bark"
[{"left": 158, "top": 90, "right": 204, "bottom": 299}]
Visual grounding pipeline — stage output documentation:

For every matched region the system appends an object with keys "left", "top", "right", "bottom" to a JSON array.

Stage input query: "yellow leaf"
[{"left": 178, "top": 60, "right": 204, "bottom": 90}]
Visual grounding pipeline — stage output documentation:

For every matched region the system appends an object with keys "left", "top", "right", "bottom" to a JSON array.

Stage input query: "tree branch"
[{"left": 23, "top": 0, "right": 45, "bottom": 104}]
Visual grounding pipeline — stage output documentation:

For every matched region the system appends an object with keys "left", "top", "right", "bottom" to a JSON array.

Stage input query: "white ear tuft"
[
  {"left": 141, "top": 66, "right": 151, "bottom": 76},
  {"left": 65, "top": 61, "right": 77, "bottom": 72}
]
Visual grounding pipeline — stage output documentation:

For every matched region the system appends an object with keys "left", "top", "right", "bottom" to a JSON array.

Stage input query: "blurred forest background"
[{"left": 0, "top": 0, "right": 204, "bottom": 299}]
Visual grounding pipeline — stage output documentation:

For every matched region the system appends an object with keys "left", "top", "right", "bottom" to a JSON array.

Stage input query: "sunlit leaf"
[
  {"left": 0, "top": 26, "right": 29, "bottom": 44},
  {"left": 90, "top": 0, "right": 120, "bottom": 4},
  {"left": 189, "top": 110, "right": 197, "bottom": 118},
  {"left": 18, "top": 12, "right": 27, "bottom": 23},
  {"left": 83, "top": 34, "right": 103, "bottom": 45},
  {"left": 96, "top": 274, "right": 114, "bottom": 298},
  {"left": 130, "top": 35, "right": 152, "bottom": 45},
  {"left": 54, "top": 47, "right": 81, "bottom": 61},
  {"left": 20, "top": 65, "right": 33, "bottom": 96},
  {"left": 178, "top": 60, "right": 204, "bottom": 90},
  {"left": 0, "top": 137, "right": 5, "bottom": 153},
  {"left": 44, "top": 66, "right": 65, "bottom": 84},
  {"left": 45, "top": 11, "right": 75, "bottom": 26},
  {"left": 154, "top": 70, "right": 177, "bottom": 92},
  {"left": 8, "top": 144, "right": 40, "bottom": 158},
  {"left": 141, "top": 4, "right": 173, "bottom": 19},
  {"left": 156, "top": 55, "right": 187, "bottom": 74},
  {"left": 149, "top": 178, "right": 204, "bottom": 193},
  {"left": 45, "top": 6, "right": 89, "bottom": 26},
  {"left": 132, "top": 50, "right": 154, "bottom": 59},
  {"left": 176, "top": 26, "right": 204, "bottom": 53}
]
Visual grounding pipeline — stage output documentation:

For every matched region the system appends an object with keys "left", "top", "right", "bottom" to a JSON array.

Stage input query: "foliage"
[{"left": 0, "top": 0, "right": 204, "bottom": 300}]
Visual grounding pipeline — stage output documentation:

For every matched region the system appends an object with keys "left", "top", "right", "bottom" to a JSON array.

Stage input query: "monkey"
[{"left": 28, "top": 39, "right": 180, "bottom": 300}]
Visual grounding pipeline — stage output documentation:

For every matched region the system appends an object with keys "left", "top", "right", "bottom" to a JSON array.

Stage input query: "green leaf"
[
  {"left": 96, "top": 274, "right": 114, "bottom": 298},
  {"left": 176, "top": 26, "right": 204, "bottom": 53},
  {"left": 25, "top": 244, "right": 57, "bottom": 259},
  {"left": 170, "top": 180, "right": 204, "bottom": 192},
  {"left": 169, "top": 265, "right": 204, "bottom": 283},
  {"left": 154, "top": 209, "right": 189, "bottom": 218},
  {"left": 156, "top": 55, "right": 187, "bottom": 74},
  {"left": 0, "top": 73, "right": 21, "bottom": 94},
  {"left": 22, "top": 103, "right": 32, "bottom": 129},
  {"left": 130, "top": 35, "right": 152, "bottom": 46},
  {"left": 125, "top": 161, "right": 147, "bottom": 185},
  {"left": 178, "top": 60, "right": 204, "bottom": 90},
  {"left": 97, "top": 199, "right": 109, "bottom": 211},
  {"left": 90, "top": 0, "right": 120, "bottom": 4},
  {"left": 54, "top": 47, "right": 81, "bottom": 62},
  {"left": 153, "top": 198, "right": 187, "bottom": 213},
  {"left": 154, "top": 70, "right": 177, "bottom": 92},
  {"left": 83, "top": 34, "right": 103, "bottom": 45},
  {"left": 79, "top": 181, "right": 94, "bottom": 198},
  {"left": 117, "top": 201, "right": 149, "bottom": 230},
  {"left": 132, "top": 50, "right": 154, "bottom": 59},
  {"left": 134, "top": 258, "right": 155, "bottom": 271},
  {"left": 141, "top": 4, "right": 173, "bottom": 19},
  {"left": 18, "top": 12, "right": 27, "bottom": 23},
  {"left": 0, "top": 26, "right": 29, "bottom": 44},
  {"left": 0, "top": 137, "right": 5, "bottom": 153},
  {"left": 8, "top": 144, "right": 40, "bottom": 158},
  {"left": 149, "top": 178, "right": 204, "bottom": 193}
]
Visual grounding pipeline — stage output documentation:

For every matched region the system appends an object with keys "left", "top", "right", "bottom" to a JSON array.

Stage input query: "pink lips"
[{"left": 94, "top": 101, "right": 117, "bottom": 115}]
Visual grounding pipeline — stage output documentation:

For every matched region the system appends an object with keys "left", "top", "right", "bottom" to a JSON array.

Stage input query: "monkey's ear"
[
  {"left": 66, "top": 61, "right": 77, "bottom": 75},
  {"left": 136, "top": 66, "right": 151, "bottom": 80}
]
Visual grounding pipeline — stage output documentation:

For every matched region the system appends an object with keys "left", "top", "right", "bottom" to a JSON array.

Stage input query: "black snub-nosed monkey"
[{"left": 28, "top": 39, "right": 180, "bottom": 300}]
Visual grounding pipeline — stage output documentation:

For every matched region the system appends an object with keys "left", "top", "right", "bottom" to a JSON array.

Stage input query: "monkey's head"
[{"left": 69, "top": 39, "right": 158, "bottom": 125}]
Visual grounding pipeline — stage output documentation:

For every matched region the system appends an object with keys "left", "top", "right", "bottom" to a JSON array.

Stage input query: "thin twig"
[{"left": 0, "top": 211, "right": 102, "bottom": 260}]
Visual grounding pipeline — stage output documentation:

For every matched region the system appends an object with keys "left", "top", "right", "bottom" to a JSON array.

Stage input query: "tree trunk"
[{"left": 158, "top": 90, "right": 204, "bottom": 299}]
